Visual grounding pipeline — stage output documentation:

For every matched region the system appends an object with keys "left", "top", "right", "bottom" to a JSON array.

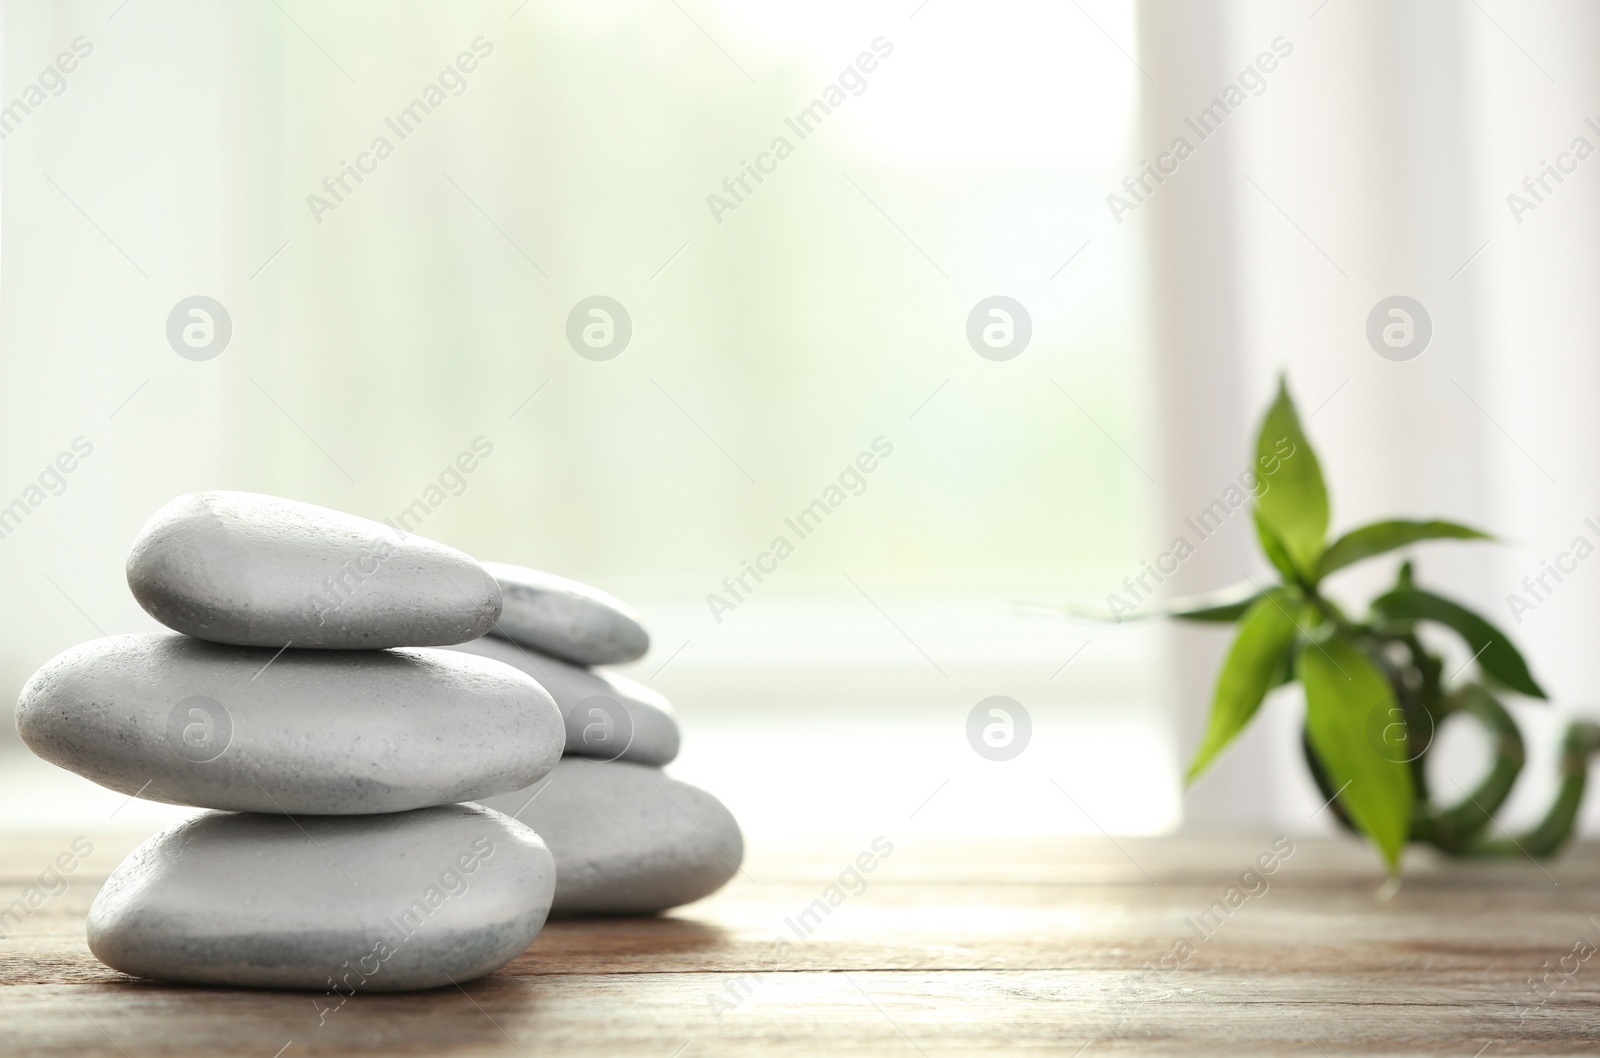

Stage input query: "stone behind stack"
[
  {"left": 477, "top": 759, "right": 743, "bottom": 915},
  {"left": 454, "top": 561, "right": 743, "bottom": 914},
  {"left": 16, "top": 492, "right": 565, "bottom": 990},
  {"left": 452, "top": 635, "right": 680, "bottom": 767},
  {"left": 482, "top": 561, "right": 651, "bottom": 666}
]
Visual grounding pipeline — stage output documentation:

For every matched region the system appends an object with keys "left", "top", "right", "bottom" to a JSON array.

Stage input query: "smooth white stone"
[
  {"left": 483, "top": 561, "right": 649, "bottom": 666},
  {"left": 450, "top": 636, "right": 679, "bottom": 766},
  {"left": 88, "top": 804, "right": 554, "bottom": 990},
  {"left": 476, "top": 758, "right": 741, "bottom": 915},
  {"left": 127, "top": 491, "right": 502, "bottom": 649},
  {"left": 17, "top": 633, "right": 563, "bottom": 814}
]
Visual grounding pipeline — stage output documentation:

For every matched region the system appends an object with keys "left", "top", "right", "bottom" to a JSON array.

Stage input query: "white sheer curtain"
[
  {"left": 0, "top": 1, "right": 1176, "bottom": 838},
  {"left": 1140, "top": 0, "right": 1600, "bottom": 833}
]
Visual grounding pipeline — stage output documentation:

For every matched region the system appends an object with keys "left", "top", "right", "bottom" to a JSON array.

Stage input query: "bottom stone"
[
  {"left": 87, "top": 804, "right": 554, "bottom": 991},
  {"left": 476, "top": 757, "right": 743, "bottom": 915}
]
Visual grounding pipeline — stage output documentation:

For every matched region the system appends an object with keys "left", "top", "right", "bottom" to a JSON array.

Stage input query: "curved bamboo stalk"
[
  {"left": 1465, "top": 721, "right": 1600, "bottom": 858},
  {"left": 1417, "top": 685, "right": 1524, "bottom": 852}
]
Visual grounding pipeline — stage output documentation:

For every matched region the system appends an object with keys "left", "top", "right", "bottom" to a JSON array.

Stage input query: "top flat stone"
[
  {"left": 484, "top": 561, "right": 649, "bottom": 666},
  {"left": 127, "top": 492, "right": 502, "bottom": 649}
]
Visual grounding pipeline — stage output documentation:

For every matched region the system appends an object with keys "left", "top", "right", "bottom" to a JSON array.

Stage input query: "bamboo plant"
[{"left": 1128, "top": 378, "right": 1599, "bottom": 876}]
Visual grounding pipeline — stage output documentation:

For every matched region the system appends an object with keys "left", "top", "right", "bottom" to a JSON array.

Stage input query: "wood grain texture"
[{"left": 3, "top": 830, "right": 1600, "bottom": 1055}]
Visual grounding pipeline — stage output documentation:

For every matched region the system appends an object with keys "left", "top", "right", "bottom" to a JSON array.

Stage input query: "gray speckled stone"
[
  {"left": 16, "top": 633, "right": 562, "bottom": 814},
  {"left": 451, "top": 636, "right": 679, "bottom": 767},
  {"left": 127, "top": 491, "right": 502, "bottom": 649},
  {"left": 88, "top": 804, "right": 554, "bottom": 990},
  {"left": 476, "top": 758, "right": 741, "bottom": 915},
  {"left": 484, "top": 562, "right": 649, "bottom": 666}
]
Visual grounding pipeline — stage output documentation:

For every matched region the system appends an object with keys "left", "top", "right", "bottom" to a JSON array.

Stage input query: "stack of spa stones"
[{"left": 15, "top": 491, "right": 742, "bottom": 990}]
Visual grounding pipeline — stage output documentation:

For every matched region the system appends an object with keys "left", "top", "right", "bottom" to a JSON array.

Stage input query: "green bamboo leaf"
[
  {"left": 1253, "top": 377, "right": 1329, "bottom": 580},
  {"left": 1170, "top": 592, "right": 1264, "bottom": 623},
  {"left": 1162, "top": 581, "right": 1261, "bottom": 622},
  {"left": 1253, "top": 509, "right": 1299, "bottom": 582},
  {"left": 1272, "top": 639, "right": 1300, "bottom": 687},
  {"left": 1058, "top": 582, "right": 1261, "bottom": 624},
  {"left": 1187, "top": 589, "right": 1302, "bottom": 782},
  {"left": 1298, "top": 632, "right": 1414, "bottom": 874},
  {"left": 1318, "top": 520, "right": 1492, "bottom": 579},
  {"left": 1371, "top": 586, "right": 1546, "bottom": 699}
]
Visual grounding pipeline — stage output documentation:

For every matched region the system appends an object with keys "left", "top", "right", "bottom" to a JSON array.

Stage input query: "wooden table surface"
[{"left": 4, "top": 829, "right": 1600, "bottom": 1056}]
